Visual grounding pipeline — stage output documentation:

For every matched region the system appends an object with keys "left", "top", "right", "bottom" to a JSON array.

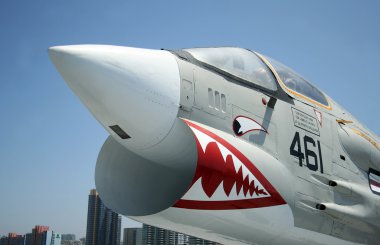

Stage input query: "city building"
[
  {"left": 0, "top": 233, "right": 25, "bottom": 245},
  {"left": 142, "top": 224, "right": 176, "bottom": 245},
  {"left": 6, "top": 233, "right": 25, "bottom": 245},
  {"left": 85, "top": 189, "right": 121, "bottom": 245},
  {"left": 32, "top": 225, "right": 49, "bottom": 245},
  {"left": 141, "top": 224, "right": 220, "bottom": 245},
  {"left": 79, "top": 238, "right": 86, "bottom": 244},
  {"left": 61, "top": 234, "right": 76, "bottom": 241},
  {"left": 188, "top": 236, "right": 218, "bottom": 245},
  {"left": 24, "top": 233, "right": 33, "bottom": 245},
  {"left": 0, "top": 236, "right": 8, "bottom": 245},
  {"left": 0, "top": 227, "right": 63, "bottom": 245},
  {"left": 41, "top": 231, "right": 61, "bottom": 245},
  {"left": 123, "top": 228, "right": 142, "bottom": 245},
  {"left": 61, "top": 241, "right": 84, "bottom": 245},
  {"left": 176, "top": 233, "right": 187, "bottom": 245}
]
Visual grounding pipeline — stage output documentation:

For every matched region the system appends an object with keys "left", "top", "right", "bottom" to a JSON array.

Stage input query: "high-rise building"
[
  {"left": 41, "top": 231, "right": 61, "bottom": 245},
  {"left": 0, "top": 236, "right": 8, "bottom": 245},
  {"left": 188, "top": 236, "right": 218, "bottom": 245},
  {"left": 123, "top": 228, "right": 142, "bottom": 245},
  {"left": 141, "top": 224, "right": 220, "bottom": 245},
  {"left": 0, "top": 229, "right": 63, "bottom": 245},
  {"left": 107, "top": 211, "right": 121, "bottom": 245},
  {"left": 85, "top": 189, "right": 121, "bottom": 245},
  {"left": 176, "top": 233, "right": 187, "bottom": 245},
  {"left": 142, "top": 224, "right": 178, "bottom": 245},
  {"left": 24, "top": 233, "right": 34, "bottom": 245},
  {"left": 32, "top": 226, "right": 49, "bottom": 245},
  {"left": 6, "top": 233, "right": 25, "bottom": 245}
]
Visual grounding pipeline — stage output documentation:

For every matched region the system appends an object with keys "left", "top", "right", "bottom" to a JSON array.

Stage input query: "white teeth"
[
  {"left": 242, "top": 166, "right": 255, "bottom": 184},
  {"left": 218, "top": 143, "right": 230, "bottom": 162},
  {"left": 228, "top": 183, "right": 238, "bottom": 199},
  {"left": 242, "top": 165, "right": 249, "bottom": 181},
  {"left": 212, "top": 182, "right": 228, "bottom": 200},
  {"left": 232, "top": 155, "right": 242, "bottom": 173},
  {"left": 183, "top": 124, "right": 271, "bottom": 201},
  {"left": 191, "top": 127, "right": 213, "bottom": 153},
  {"left": 248, "top": 173, "right": 254, "bottom": 184},
  {"left": 181, "top": 178, "right": 209, "bottom": 200}
]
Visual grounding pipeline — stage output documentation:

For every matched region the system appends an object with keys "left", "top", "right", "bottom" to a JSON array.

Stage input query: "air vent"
[
  {"left": 316, "top": 204, "right": 326, "bottom": 210},
  {"left": 109, "top": 125, "right": 131, "bottom": 139},
  {"left": 328, "top": 180, "right": 337, "bottom": 187}
]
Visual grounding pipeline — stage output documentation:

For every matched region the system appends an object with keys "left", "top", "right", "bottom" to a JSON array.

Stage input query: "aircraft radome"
[{"left": 49, "top": 45, "right": 380, "bottom": 245}]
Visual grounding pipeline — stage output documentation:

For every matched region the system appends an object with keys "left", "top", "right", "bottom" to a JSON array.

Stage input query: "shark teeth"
[{"left": 181, "top": 126, "right": 270, "bottom": 201}]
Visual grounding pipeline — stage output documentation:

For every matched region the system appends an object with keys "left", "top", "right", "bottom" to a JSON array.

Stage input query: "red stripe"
[{"left": 174, "top": 196, "right": 285, "bottom": 210}]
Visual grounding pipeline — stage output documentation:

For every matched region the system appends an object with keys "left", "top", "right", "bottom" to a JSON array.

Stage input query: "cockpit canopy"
[
  {"left": 184, "top": 47, "right": 329, "bottom": 107},
  {"left": 184, "top": 47, "right": 277, "bottom": 92},
  {"left": 266, "top": 57, "right": 329, "bottom": 106}
]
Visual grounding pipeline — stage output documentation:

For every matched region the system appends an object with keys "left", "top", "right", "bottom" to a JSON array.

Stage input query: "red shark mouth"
[{"left": 173, "top": 120, "right": 286, "bottom": 210}]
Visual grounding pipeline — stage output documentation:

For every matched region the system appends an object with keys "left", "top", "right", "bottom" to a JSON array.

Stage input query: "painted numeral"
[
  {"left": 290, "top": 132, "right": 304, "bottom": 167},
  {"left": 290, "top": 132, "right": 324, "bottom": 173}
]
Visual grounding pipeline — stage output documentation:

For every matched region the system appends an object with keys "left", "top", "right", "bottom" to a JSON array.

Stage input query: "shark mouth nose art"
[{"left": 174, "top": 120, "right": 286, "bottom": 210}]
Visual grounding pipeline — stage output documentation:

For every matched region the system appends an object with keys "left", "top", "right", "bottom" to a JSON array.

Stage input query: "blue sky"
[{"left": 1, "top": 0, "right": 380, "bottom": 239}]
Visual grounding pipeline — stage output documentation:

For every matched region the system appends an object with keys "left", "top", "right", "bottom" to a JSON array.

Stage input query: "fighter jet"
[{"left": 49, "top": 45, "right": 380, "bottom": 245}]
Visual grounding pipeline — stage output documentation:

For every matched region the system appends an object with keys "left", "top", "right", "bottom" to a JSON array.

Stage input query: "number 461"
[{"left": 290, "top": 132, "right": 324, "bottom": 173}]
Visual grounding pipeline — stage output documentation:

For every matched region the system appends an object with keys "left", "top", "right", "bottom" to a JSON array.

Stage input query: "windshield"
[
  {"left": 184, "top": 47, "right": 277, "bottom": 91},
  {"left": 266, "top": 57, "right": 329, "bottom": 106}
]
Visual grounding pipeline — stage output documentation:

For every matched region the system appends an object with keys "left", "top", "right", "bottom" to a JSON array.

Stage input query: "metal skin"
[{"left": 49, "top": 45, "right": 380, "bottom": 245}]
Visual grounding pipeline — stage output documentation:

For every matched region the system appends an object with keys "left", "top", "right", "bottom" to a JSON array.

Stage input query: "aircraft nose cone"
[{"left": 49, "top": 45, "right": 181, "bottom": 150}]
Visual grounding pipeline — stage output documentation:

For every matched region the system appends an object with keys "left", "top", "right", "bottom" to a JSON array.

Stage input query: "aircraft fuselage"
[{"left": 49, "top": 45, "right": 380, "bottom": 245}]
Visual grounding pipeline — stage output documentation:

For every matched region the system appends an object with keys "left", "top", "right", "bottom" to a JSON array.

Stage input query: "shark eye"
[
  {"left": 233, "top": 119, "right": 243, "bottom": 136},
  {"left": 233, "top": 116, "right": 267, "bottom": 136}
]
